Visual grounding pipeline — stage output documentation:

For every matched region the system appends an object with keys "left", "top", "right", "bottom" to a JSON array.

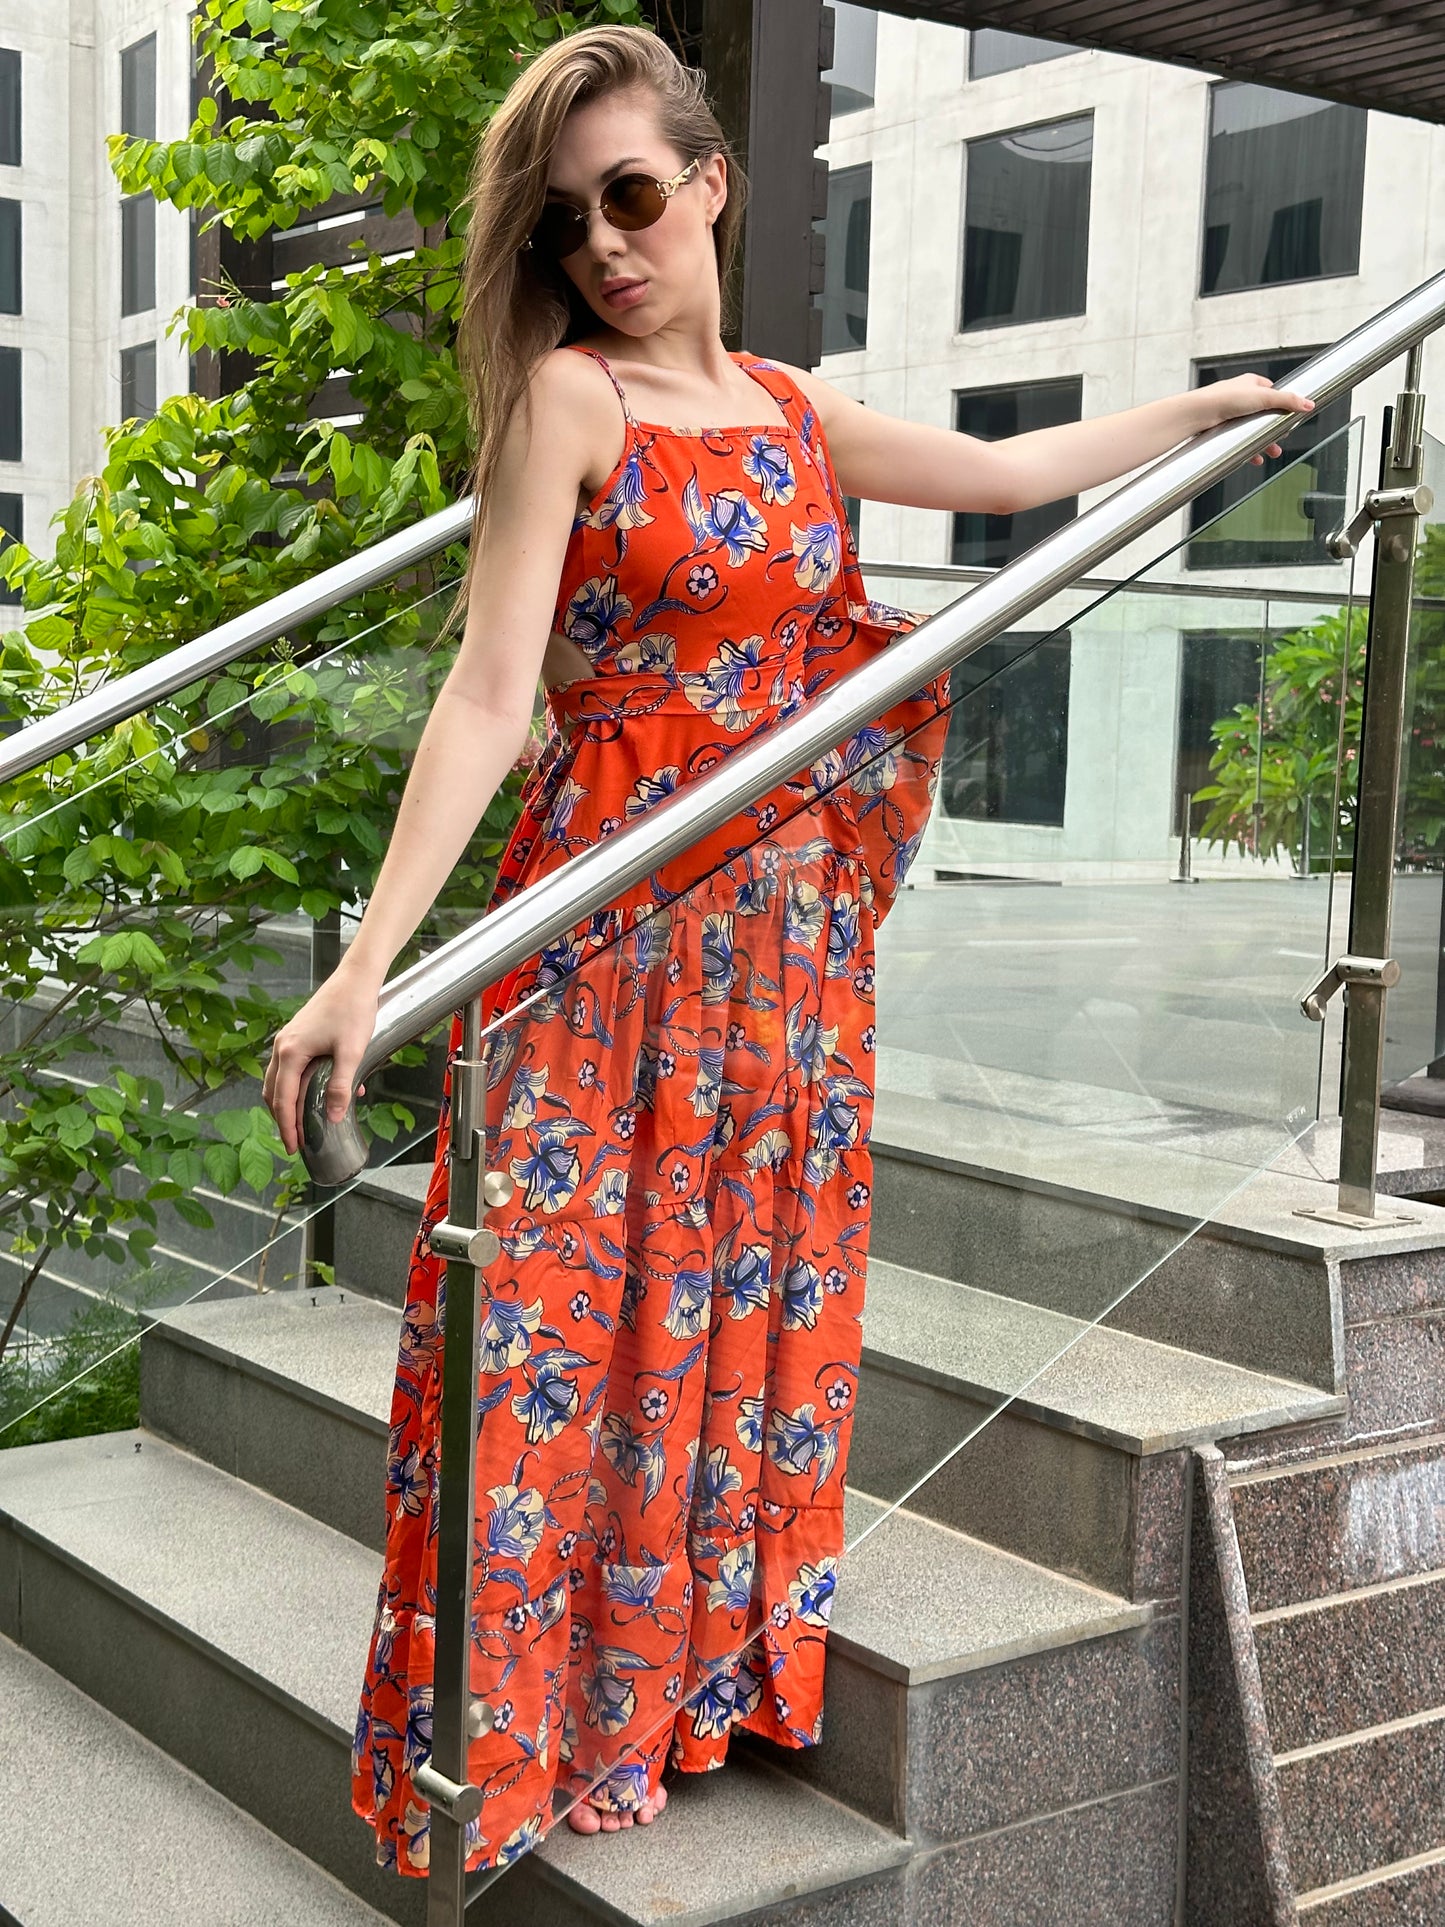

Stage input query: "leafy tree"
[
  {"left": 1195, "top": 520, "right": 1445, "bottom": 872},
  {"left": 1193, "top": 608, "right": 1365, "bottom": 872},
  {"left": 0, "top": 0, "right": 639, "bottom": 1374}
]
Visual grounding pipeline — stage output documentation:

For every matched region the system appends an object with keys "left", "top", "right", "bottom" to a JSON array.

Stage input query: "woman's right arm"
[{"left": 262, "top": 350, "right": 600, "bottom": 1155}]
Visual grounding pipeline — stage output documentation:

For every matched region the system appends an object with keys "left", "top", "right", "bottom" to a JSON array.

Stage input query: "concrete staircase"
[{"left": 5, "top": 1085, "right": 1445, "bottom": 1921}]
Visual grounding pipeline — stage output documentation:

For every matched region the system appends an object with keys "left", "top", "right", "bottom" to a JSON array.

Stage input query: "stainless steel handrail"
[
  {"left": 0, "top": 498, "right": 475, "bottom": 786},
  {"left": 296, "top": 267, "right": 1445, "bottom": 1184}
]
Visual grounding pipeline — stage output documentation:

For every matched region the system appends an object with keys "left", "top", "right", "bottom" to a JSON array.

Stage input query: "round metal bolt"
[
  {"left": 468, "top": 1698, "right": 496, "bottom": 1738},
  {"left": 482, "top": 1170, "right": 515, "bottom": 1210}
]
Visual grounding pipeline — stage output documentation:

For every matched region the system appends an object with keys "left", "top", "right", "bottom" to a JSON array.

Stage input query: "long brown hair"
[{"left": 441, "top": 23, "right": 748, "bottom": 638}]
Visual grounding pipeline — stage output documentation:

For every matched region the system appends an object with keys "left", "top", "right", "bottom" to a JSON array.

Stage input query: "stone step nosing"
[
  {"left": 1273, "top": 1697, "right": 1445, "bottom": 1769},
  {"left": 140, "top": 1299, "right": 388, "bottom": 1440},
  {"left": 1, "top": 1485, "right": 352, "bottom": 1752},
  {"left": 861, "top": 1337, "right": 1343, "bottom": 1458},
  {"left": 1295, "top": 1839, "right": 1445, "bottom": 1913},
  {"left": 869, "top": 1127, "right": 1445, "bottom": 1267},
  {"left": 1251, "top": 1563, "right": 1445, "bottom": 1627},
  {"left": 1229, "top": 1423, "right": 1445, "bottom": 1487},
  {"left": 829, "top": 1596, "right": 1159, "bottom": 1687}
]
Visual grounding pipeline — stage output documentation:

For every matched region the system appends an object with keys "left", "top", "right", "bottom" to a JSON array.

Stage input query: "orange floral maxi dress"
[{"left": 351, "top": 344, "right": 950, "bottom": 1878}]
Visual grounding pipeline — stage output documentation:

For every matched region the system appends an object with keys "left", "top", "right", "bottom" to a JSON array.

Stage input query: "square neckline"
[{"left": 569, "top": 343, "right": 798, "bottom": 440}]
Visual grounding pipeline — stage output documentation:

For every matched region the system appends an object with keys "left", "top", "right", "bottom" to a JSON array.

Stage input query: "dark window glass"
[
  {"left": 952, "top": 378, "right": 1082, "bottom": 568},
  {"left": 121, "top": 35, "right": 157, "bottom": 142},
  {"left": 0, "top": 346, "right": 18, "bottom": 462},
  {"left": 1187, "top": 349, "right": 1351, "bottom": 568},
  {"left": 938, "top": 630, "right": 1071, "bottom": 826},
  {"left": 121, "top": 194, "right": 155, "bottom": 315},
  {"left": 962, "top": 116, "right": 1091, "bottom": 330},
  {"left": 969, "top": 29, "right": 1083, "bottom": 78},
  {"left": 0, "top": 197, "right": 16, "bottom": 313},
  {"left": 818, "top": 163, "right": 870, "bottom": 353},
  {"left": 121, "top": 341, "right": 157, "bottom": 423},
  {"left": 1175, "top": 629, "right": 1265, "bottom": 834},
  {"left": 824, "top": 2, "right": 876, "bottom": 118},
  {"left": 0, "top": 490, "right": 19, "bottom": 606},
  {"left": 0, "top": 49, "right": 18, "bottom": 169},
  {"left": 1201, "top": 83, "right": 1365, "bottom": 296}
]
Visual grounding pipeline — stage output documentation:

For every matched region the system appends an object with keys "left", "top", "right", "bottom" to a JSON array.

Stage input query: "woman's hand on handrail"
[{"left": 263, "top": 956, "right": 382, "bottom": 1157}]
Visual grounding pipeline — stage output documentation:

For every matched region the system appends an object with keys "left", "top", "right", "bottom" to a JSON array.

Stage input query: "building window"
[
  {"left": 1201, "top": 83, "right": 1365, "bottom": 296},
  {"left": 0, "top": 198, "right": 16, "bottom": 313},
  {"left": 1187, "top": 349, "right": 1351, "bottom": 568},
  {"left": 952, "top": 377, "right": 1082, "bottom": 569},
  {"left": 121, "top": 194, "right": 155, "bottom": 315},
  {"left": 818, "top": 163, "right": 870, "bottom": 353},
  {"left": 121, "top": 341, "right": 157, "bottom": 423},
  {"left": 0, "top": 490, "right": 20, "bottom": 605},
  {"left": 1175, "top": 629, "right": 1264, "bottom": 833},
  {"left": 969, "top": 29, "right": 1083, "bottom": 78},
  {"left": 938, "top": 630, "right": 1071, "bottom": 827},
  {"left": 0, "top": 49, "right": 18, "bottom": 169},
  {"left": 823, "top": 2, "right": 876, "bottom": 119},
  {"left": 0, "top": 347, "right": 18, "bottom": 462},
  {"left": 962, "top": 116, "right": 1092, "bottom": 330},
  {"left": 121, "top": 35, "right": 157, "bottom": 141}
]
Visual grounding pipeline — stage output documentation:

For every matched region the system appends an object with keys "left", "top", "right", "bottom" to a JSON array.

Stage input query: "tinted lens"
[
  {"left": 529, "top": 202, "right": 588, "bottom": 261},
  {"left": 601, "top": 174, "right": 666, "bottom": 230}
]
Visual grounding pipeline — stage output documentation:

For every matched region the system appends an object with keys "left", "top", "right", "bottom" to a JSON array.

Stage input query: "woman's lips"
[{"left": 602, "top": 279, "right": 647, "bottom": 308}]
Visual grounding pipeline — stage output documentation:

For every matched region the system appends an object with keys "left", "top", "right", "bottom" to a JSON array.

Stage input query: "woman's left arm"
[{"left": 781, "top": 364, "right": 1316, "bottom": 517}]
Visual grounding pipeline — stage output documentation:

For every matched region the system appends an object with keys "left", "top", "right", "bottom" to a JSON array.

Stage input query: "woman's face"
[{"left": 542, "top": 88, "right": 727, "bottom": 336}]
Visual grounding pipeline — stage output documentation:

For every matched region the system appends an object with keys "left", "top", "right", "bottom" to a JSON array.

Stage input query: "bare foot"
[{"left": 564, "top": 1781, "right": 669, "bottom": 1836}]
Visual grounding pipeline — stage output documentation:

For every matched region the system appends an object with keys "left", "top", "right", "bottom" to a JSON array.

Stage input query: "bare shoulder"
[{"left": 515, "top": 345, "right": 627, "bottom": 494}]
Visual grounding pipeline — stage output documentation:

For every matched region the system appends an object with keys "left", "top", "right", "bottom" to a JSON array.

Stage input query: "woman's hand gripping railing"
[{"left": 297, "top": 265, "right": 1445, "bottom": 1188}]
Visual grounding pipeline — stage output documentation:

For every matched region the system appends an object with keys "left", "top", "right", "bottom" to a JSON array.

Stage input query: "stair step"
[
  {"left": 1274, "top": 1704, "right": 1445, "bottom": 1895},
  {"left": 837, "top": 1490, "right": 1148, "bottom": 1681},
  {"left": 0, "top": 1426, "right": 414, "bottom": 1924},
  {"left": 861, "top": 1259, "right": 1340, "bottom": 1455},
  {"left": 142, "top": 1293, "right": 1151, "bottom": 1685},
  {"left": 1253, "top": 1568, "right": 1445, "bottom": 1752},
  {"left": 0, "top": 1629, "right": 395, "bottom": 1927},
  {"left": 0, "top": 1426, "right": 917, "bottom": 1924},
  {"left": 846, "top": 1258, "right": 1340, "bottom": 1593},
  {"left": 484, "top": 1753, "right": 909, "bottom": 1927},
  {"left": 1296, "top": 1841, "right": 1445, "bottom": 1919},
  {"left": 140, "top": 1288, "right": 394, "bottom": 1551},
  {"left": 1230, "top": 1430, "right": 1445, "bottom": 1612},
  {"left": 335, "top": 1163, "right": 431, "bottom": 1310}
]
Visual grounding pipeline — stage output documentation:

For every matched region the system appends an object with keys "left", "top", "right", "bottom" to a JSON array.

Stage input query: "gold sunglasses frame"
[{"left": 520, "top": 156, "right": 704, "bottom": 259}]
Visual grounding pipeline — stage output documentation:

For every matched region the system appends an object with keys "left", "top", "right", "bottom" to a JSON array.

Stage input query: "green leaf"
[
  {"left": 168, "top": 1147, "right": 205, "bottom": 1190},
  {"left": 238, "top": 1137, "right": 275, "bottom": 1190},
  {"left": 203, "top": 1140, "right": 241, "bottom": 1190}
]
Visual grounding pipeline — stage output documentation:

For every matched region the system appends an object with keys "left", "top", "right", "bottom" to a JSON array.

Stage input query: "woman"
[{"left": 261, "top": 22, "right": 1311, "bottom": 1882}]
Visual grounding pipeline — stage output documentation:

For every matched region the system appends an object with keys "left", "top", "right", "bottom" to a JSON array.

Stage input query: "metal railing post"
[
  {"left": 409, "top": 995, "right": 516, "bottom": 1919},
  {"left": 1298, "top": 350, "right": 1430, "bottom": 1227},
  {"left": 304, "top": 903, "right": 342, "bottom": 1288}
]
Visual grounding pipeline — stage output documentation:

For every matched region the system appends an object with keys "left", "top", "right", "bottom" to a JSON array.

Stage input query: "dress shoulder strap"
[
  {"left": 561, "top": 342, "right": 639, "bottom": 427},
  {"left": 729, "top": 350, "right": 811, "bottom": 438}
]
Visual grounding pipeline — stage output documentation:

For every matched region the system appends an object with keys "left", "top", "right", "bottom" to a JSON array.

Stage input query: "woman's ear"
[{"left": 704, "top": 152, "right": 728, "bottom": 227}]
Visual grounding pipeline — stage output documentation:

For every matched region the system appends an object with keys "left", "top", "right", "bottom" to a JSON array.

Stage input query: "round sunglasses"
[{"left": 521, "top": 157, "right": 704, "bottom": 264}]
